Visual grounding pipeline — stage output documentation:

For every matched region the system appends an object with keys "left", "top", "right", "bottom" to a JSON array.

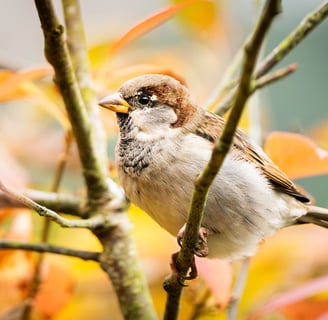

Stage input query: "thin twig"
[
  {"left": 204, "top": 49, "right": 243, "bottom": 112},
  {"left": 256, "top": 1, "right": 328, "bottom": 78},
  {"left": 63, "top": 0, "right": 93, "bottom": 104},
  {"left": 163, "top": 1, "right": 282, "bottom": 319},
  {"left": 62, "top": 0, "right": 108, "bottom": 155},
  {"left": 252, "top": 63, "right": 297, "bottom": 92},
  {"left": 216, "top": 0, "right": 328, "bottom": 116},
  {"left": 0, "top": 240, "right": 100, "bottom": 261},
  {"left": 217, "top": 62, "right": 297, "bottom": 116},
  {"left": 0, "top": 179, "right": 105, "bottom": 228},
  {"left": 0, "top": 189, "right": 82, "bottom": 216}
]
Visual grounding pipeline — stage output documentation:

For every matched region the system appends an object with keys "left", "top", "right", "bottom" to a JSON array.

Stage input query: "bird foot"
[
  {"left": 170, "top": 252, "right": 198, "bottom": 286},
  {"left": 177, "top": 225, "right": 212, "bottom": 258}
]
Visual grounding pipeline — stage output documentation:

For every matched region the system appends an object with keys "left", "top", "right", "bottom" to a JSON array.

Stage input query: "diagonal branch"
[
  {"left": 0, "top": 189, "right": 82, "bottom": 215},
  {"left": 163, "top": 1, "right": 282, "bottom": 319},
  {"left": 256, "top": 0, "right": 328, "bottom": 78},
  {"left": 0, "top": 179, "right": 106, "bottom": 228},
  {"left": 251, "top": 63, "right": 297, "bottom": 92},
  {"left": 216, "top": 0, "right": 328, "bottom": 116}
]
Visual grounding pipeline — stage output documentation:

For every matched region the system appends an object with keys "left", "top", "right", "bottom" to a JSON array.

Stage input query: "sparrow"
[{"left": 99, "top": 74, "right": 328, "bottom": 260}]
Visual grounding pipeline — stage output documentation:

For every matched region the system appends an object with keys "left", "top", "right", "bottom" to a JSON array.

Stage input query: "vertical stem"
[
  {"left": 62, "top": 0, "right": 108, "bottom": 167},
  {"left": 163, "top": 0, "right": 282, "bottom": 318},
  {"left": 34, "top": 0, "right": 109, "bottom": 207}
]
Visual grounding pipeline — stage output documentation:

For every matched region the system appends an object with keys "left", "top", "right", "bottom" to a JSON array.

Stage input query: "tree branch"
[
  {"left": 216, "top": 0, "right": 328, "bottom": 115},
  {"left": 33, "top": 1, "right": 157, "bottom": 319},
  {"left": 256, "top": 1, "right": 328, "bottom": 78},
  {"left": 0, "top": 179, "right": 106, "bottom": 228},
  {"left": 62, "top": 0, "right": 108, "bottom": 169},
  {"left": 251, "top": 63, "right": 297, "bottom": 92},
  {"left": 34, "top": 0, "right": 110, "bottom": 208},
  {"left": 0, "top": 189, "right": 81, "bottom": 215},
  {"left": 163, "top": 1, "right": 282, "bottom": 319},
  {"left": 0, "top": 240, "right": 100, "bottom": 261}
]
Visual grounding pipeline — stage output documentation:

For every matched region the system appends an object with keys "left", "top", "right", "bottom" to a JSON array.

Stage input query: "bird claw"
[
  {"left": 170, "top": 252, "right": 198, "bottom": 286},
  {"left": 177, "top": 224, "right": 211, "bottom": 258}
]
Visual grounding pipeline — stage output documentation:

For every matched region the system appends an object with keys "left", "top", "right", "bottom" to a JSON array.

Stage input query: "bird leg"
[{"left": 177, "top": 224, "right": 212, "bottom": 258}]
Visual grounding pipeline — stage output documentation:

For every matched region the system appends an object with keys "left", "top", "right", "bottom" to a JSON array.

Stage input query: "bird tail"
[{"left": 298, "top": 205, "right": 328, "bottom": 228}]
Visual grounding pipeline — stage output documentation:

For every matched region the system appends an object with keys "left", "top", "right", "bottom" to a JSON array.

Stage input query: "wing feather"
[{"left": 193, "top": 111, "right": 310, "bottom": 203}]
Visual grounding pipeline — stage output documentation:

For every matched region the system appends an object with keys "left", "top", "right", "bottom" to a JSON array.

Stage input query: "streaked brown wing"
[{"left": 195, "top": 111, "right": 310, "bottom": 203}]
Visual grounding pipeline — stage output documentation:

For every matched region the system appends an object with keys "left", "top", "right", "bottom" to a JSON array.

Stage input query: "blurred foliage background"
[{"left": 0, "top": 1, "right": 327, "bottom": 319}]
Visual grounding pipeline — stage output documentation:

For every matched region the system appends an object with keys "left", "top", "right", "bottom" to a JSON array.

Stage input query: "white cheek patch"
[{"left": 130, "top": 106, "right": 178, "bottom": 142}]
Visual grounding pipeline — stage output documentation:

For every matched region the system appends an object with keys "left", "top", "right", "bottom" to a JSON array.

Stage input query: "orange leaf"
[
  {"left": 0, "top": 212, "right": 34, "bottom": 312},
  {"left": 0, "top": 67, "right": 52, "bottom": 102},
  {"left": 264, "top": 131, "right": 328, "bottom": 180},
  {"left": 34, "top": 261, "right": 75, "bottom": 318},
  {"left": 107, "top": 0, "right": 199, "bottom": 59},
  {"left": 282, "top": 299, "right": 328, "bottom": 320}
]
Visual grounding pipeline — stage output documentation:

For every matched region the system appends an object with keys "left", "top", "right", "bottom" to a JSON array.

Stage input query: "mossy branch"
[{"left": 163, "top": 1, "right": 282, "bottom": 319}]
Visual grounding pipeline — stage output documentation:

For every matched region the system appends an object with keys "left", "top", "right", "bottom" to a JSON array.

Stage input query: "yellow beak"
[{"left": 98, "top": 92, "right": 133, "bottom": 114}]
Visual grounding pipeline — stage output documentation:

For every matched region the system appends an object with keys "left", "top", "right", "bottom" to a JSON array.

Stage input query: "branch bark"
[
  {"left": 0, "top": 179, "right": 105, "bottom": 228},
  {"left": 0, "top": 240, "right": 100, "bottom": 261},
  {"left": 163, "top": 1, "right": 282, "bottom": 319},
  {"left": 0, "top": 189, "right": 82, "bottom": 215}
]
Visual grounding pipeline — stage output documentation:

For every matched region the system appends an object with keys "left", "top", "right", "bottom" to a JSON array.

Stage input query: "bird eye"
[{"left": 137, "top": 93, "right": 151, "bottom": 105}]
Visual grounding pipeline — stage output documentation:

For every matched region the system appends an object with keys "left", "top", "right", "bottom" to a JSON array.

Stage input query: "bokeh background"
[{"left": 0, "top": 1, "right": 327, "bottom": 319}]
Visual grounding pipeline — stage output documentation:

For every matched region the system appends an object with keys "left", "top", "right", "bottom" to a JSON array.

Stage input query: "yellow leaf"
[{"left": 171, "top": 0, "right": 218, "bottom": 34}]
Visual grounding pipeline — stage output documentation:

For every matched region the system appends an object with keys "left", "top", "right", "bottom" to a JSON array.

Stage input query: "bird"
[{"left": 99, "top": 73, "right": 328, "bottom": 261}]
